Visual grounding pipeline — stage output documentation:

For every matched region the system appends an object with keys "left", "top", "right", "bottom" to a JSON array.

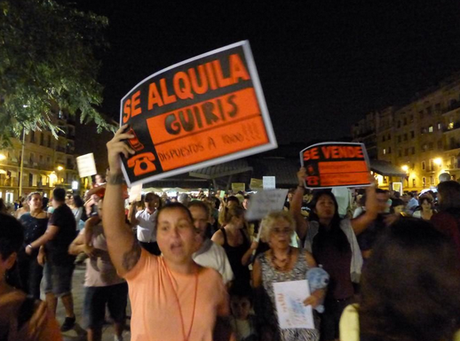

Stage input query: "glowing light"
[
  {"left": 0, "top": 154, "right": 5, "bottom": 161},
  {"left": 401, "top": 165, "right": 409, "bottom": 172},
  {"left": 434, "top": 158, "right": 442, "bottom": 166},
  {"left": 57, "top": 166, "right": 64, "bottom": 171}
]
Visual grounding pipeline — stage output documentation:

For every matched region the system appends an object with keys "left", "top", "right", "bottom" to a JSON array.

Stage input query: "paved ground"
[{"left": 49, "top": 263, "right": 132, "bottom": 341}]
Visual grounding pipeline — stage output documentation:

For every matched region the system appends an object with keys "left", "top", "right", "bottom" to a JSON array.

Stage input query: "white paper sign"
[
  {"left": 76, "top": 153, "right": 97, "bottom": 178},
  {"left": 263, "top": 176, "right": 276, "bottom": 189},
  {"left": 245, "top": 189, "right": 288, "bottom": 221},
  {"left": 273, "top": 280, "right": 314, "bottom": 330},
  {"left": 129, "top": 184, "right": 143, "bottom": 203}
]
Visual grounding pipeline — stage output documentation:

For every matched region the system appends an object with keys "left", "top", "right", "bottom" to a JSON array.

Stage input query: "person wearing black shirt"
[{"left": 27, "top": 188, "right": 77, "bottom": 332}]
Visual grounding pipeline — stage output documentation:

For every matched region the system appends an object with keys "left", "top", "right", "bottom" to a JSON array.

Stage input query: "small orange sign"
[
  {"left": 300, "top": 142, "right": 371, "bottom": 188},
  {"left": 119, "top": 41, "right": 277, "bottom": 186}
]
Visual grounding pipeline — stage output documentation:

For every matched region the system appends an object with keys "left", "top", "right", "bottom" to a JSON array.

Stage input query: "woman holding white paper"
[{"left": 252, "top": 211, "right": 324, "bottom": 341}]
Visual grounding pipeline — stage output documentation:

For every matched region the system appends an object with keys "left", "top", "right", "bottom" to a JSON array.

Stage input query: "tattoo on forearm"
[{"left": 122, "top": 239, "right": 141, "bottom": 272}]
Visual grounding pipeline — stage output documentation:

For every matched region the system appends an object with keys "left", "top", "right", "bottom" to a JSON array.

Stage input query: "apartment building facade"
[
  {"left": 0, "top": 110, "right": 80, "bottom": 203},
  {"left": 352, "top": 75, "right": 460, "bottom": 191}
]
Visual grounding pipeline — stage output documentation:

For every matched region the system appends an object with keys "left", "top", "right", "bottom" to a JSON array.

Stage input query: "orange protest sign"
[
  {"left": 119, "top": 41, "right": 277, "bottom": 186},
  {"left": 300, "top": 142, "right": 371, "bottom": 188}
]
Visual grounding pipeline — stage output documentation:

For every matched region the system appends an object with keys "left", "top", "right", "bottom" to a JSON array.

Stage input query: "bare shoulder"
[
  {"left": 302, "top": 248, "right": 317, "bottom": 267},
  {"left": 211, "top": 229, "right": 224, "bottom": 244}
]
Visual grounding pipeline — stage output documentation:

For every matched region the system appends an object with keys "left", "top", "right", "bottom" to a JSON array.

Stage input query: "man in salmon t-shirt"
[{"left": 102, "top": 125, "right": 235, "bottom": 341}]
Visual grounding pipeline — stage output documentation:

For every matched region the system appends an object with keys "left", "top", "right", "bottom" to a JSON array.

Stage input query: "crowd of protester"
[{"left": 0, "top": 126, "right": 460, "bottom": 340}]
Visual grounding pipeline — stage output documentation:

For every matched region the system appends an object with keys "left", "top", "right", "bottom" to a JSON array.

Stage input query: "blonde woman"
[
  {"left": 212, "top": 206, "right": 257, "bottom": 287},
  {"left": 253, "top": 211, "right": 324, "bottom": 341}
]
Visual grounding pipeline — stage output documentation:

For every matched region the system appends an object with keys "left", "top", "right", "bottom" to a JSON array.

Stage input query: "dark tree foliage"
[{"left": 0, "top": 0, "right": 113, "bottom": 144}]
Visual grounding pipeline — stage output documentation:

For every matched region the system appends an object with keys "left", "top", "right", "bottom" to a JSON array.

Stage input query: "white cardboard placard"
[
  {"left": 273, "top": 280, "right": 314, "bottom": 330},
  {"left": 245, "top": 189, "right": 288, "bottom": 221},
  {"left": 76, "top": 153, "right": 97, "bottom": 178}
]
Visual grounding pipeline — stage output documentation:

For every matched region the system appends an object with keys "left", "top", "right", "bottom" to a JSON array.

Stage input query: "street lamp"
[
  {"left": 0, "top": 154, "right": 6, "bottom": 161},
  {"left": 434, "top": 158, "right": 442, "bottom": 166},
  {"left": 401, "top": 165, "right": 409, "bottom": 172},
  {"left": 56, "top": 166, "right": 64, "bottom": 184}
]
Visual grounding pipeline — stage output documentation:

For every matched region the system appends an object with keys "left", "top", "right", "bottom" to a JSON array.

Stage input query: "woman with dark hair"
[
  {"left": 212, "top": 206, "right": 257, "bottom": 287},
  {"left": 67, "top": 194, "right": 86, "bottom": 221},
  {"left": 0, "top": 214, "right": 62, "bottom": 340},
  {"left": 340, "top": 218, "right": 460, "bottom": 341},
  {"left": 290, "top": 168, "right": 380, "bottom": 341},
  {"left": 431, "top": 180, "right": 460, "bottom": 261},
  {"left": 18, "top": 192, "right": 48, "bottom": 299},
  {"left": 412, "top": 196, "right": 435, "bottom": 220}
]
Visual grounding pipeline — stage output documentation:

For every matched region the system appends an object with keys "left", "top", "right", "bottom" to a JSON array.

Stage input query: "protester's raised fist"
[
  {"left": 297, "top": 167, "right": 307, "bottom": 186},
  {"left": 106, "top": 124, "right": 135, "bottom": 174}
]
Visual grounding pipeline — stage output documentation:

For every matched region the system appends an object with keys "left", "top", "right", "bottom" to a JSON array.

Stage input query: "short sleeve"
[
  {"left": 48, "top": 208, "right": 62, "bottom": 227},
  {"left": 339, "top": 304, "right": 360, "bottom": 341},
  {"left": 123, "top": 248, "right": 157, "bottom": 281}
]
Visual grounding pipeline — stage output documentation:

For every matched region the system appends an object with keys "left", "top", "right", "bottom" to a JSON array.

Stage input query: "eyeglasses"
[{"left": 272, "top": 227, "right": 292, "bottom": 235}]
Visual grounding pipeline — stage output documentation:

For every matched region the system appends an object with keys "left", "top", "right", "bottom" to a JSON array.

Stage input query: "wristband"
[{"left": 107, "top": 172, "right": 125, "bottom": 185}]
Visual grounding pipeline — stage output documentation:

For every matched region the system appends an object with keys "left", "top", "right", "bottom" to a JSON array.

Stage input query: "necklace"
[
  {"left": 164, "top": 262, "right": 199, "bottom": 341},
  {"left": 30, "top": 210, "right": 43, "bottom": 219},
  {"left": 271, "top": 247, "right": 292, "bottom": 271}
]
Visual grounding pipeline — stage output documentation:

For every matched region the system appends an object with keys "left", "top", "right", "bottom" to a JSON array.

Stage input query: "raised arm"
[
  {"left": 290, "top": 167, "right": 309, "bottom": 240},
  {"left": 350, "top": 181, "right": 379, "bottom": 235},
  {"left": 128, "top": 201, "right": 140, "bottom": 226},
  {"left": 102, "top": 125, "right": 140, "bottom": 277}
]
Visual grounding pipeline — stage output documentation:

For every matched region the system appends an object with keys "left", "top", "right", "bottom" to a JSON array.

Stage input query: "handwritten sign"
[
  {"left": 263, "top": 176, "right": 276, "bottom": 189},
  {"left": 231, "top": 183, "right": 245, "bottom": 192},
  {"left": 273, "top": 280, "right": 314, "bottom": 329},
  {"left": 76, "top": 153, "right": 97, "bottom": 178},
  {"left": 300, "top": 142, "right": 371, "bottom": 189},
  {"left": 128, "top": 183, "right": 143, "bottom": 203},
  {"left": 119, "top": 41, "right": 277, "bottom": 186},
  {"left": 245, "top": 189, "right": 288, "bottom": 221},
  {"left": 250, "top": 178, "right": 263, "bottom": 190}
]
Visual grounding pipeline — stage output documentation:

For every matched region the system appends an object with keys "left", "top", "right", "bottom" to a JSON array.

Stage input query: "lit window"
[
  {"left": 449, "top": 122, "right": 454, "bottom": 130},
  {"left": 383, "top": 148, "right": 386, "bottom": 155},
  {"left": 428, "top": 126, "right": 433, "bottom": 133}
]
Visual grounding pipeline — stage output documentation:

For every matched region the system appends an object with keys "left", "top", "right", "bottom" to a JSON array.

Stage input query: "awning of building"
[
  {"left": 370, "top": 160, "right": 406, "bottom": 177},
  {"left": 249, "top": 158, "right": 299, "bottom": 187},
  {"left": 189, "top": 160, "right": 253, "bottom": 180}
]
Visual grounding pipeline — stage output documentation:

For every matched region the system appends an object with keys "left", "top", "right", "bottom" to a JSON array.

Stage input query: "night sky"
[{"left": 68, "top": 0, "right": 460, "bottom": 144}]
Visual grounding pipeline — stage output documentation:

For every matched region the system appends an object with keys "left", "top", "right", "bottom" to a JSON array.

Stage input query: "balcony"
[
  {"left": 443, "top": 121, "right": 460, "bottom": 133},
  {"left": 447, "top": 142, "right": 460, "bottom": 151},
  {"left": 56, "top": 146, "right": 66, "bottom": 153},
  {"left": 442, "top": 101, "right": 460, "bottom": 116}
]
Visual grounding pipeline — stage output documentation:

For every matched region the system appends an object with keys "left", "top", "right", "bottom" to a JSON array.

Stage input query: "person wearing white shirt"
[
  {"left": 406, "top": 192, "right": 419, "bottom": 214},
  {"left": 128, "top": 192, "right": 161, "bottom": 255},
  {"left": 189, "top": 201, "right": 234, "bottom": 285}
]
